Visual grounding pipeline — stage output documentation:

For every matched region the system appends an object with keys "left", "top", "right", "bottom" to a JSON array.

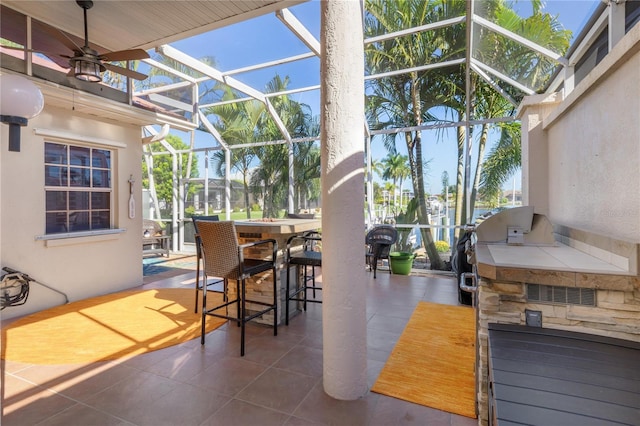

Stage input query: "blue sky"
[{"left": 163, "top": 0, "right": 599, "bottom": 194}]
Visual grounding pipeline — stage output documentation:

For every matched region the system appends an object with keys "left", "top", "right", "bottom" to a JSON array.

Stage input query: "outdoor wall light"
[{"left": 0, "top": 74, "right": 44, "bottom": 152}]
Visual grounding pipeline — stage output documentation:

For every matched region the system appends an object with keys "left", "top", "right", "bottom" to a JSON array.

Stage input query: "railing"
[{"left": 162, "top": 216, "right": 475, "bottom": 255}]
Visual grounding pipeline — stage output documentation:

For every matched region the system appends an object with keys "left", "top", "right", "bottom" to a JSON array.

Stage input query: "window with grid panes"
[{"left": 44, "top": 142, "right": 112, "bottom": 234}]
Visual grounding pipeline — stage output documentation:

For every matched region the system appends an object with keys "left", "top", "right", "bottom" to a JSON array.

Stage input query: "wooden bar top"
[{"left": 234, "top": 218, "right": 321, "bottom": 235}]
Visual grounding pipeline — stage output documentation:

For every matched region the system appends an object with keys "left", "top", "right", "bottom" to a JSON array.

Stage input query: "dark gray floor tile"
[
  {"left": 201, "top": 399, "right": 290, "bottom": 426},
  {"left": 236, "top": 368, "right": 319, "bottom": 414}
]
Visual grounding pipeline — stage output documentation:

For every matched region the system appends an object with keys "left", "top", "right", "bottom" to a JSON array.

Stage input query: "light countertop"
[
  {"left": 482, "top": 243, "right": 628, "bottom": 274},
  {"left": 474, "top": 242, "right": 636, "bottom": 286},
  {"left": 234, "top": 218, "right": 321, "bottom": 235}
]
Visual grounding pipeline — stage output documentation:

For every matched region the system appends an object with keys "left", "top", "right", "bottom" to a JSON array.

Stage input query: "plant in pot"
[
  {"left": 389, "top": 251, "right": 416, "bottom": 275},
  {"left": 389, "top": 198, "right": 418, "bottom": 275}
]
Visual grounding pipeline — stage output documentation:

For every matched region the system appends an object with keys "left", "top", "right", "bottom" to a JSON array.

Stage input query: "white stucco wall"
[
  {"left": 528, "top": 24, "right": 640, "bottom": 242},
  {"left": 0, "top": 85, "right": 155, "bottom": 319}
]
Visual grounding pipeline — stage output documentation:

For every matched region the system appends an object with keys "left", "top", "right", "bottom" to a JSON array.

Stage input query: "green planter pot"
[{"left": 389, "top": 251, "right": 415, "bottom": 275}]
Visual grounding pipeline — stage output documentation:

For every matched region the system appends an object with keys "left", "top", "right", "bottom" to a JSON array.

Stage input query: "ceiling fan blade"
[
  {"left": 42, "top": 53, "right": 72, "bottom": 69},
  {"left": 100, "top": 49, "right": 150, "bottom": 62},
  {"left": 103, "top": 62, "right": 148, "bottom": 81},
  {"left": 39, "top": 21, "right": 84, "bottom": 54},
  {"left": 0, "top": 44, "right": 38, "bottom": 53},
  {"left": 0, "top": 44, "right": 71, "bottom": 69}
]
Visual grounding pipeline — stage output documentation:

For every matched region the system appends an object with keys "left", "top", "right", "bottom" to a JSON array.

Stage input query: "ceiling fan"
[{"left": 7, "top": 0, "right": 149, "bottom": 82}]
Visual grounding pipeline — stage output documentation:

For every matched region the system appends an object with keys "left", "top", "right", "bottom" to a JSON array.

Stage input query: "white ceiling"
[{"left": 2, "top": 0, "right": 306, "bottom": 53}]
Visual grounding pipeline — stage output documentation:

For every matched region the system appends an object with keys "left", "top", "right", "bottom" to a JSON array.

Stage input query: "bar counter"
[
  {"left": 234, "top": 218, "right": 321, "bottom": 235},
  {"left": 231, "top": 218, "right": 321, "bottom": 325}
]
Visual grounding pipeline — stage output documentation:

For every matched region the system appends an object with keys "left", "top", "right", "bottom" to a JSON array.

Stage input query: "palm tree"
[
  {"left": 396, "top": 160, "right": 412, "bottom": 212},
  {"left": 471, "top": 1, "right": 570, "bottom": 210},
  {"left": 479, "top": 122, "right": 521, "bottom": 203},
  {"left": 102, "top": 60, "right": 147, "bottom": 91},
  {"left": 436, "top": 0, "right": 570, "bottom": 238},
  {"left": 251, "top": 75, "right": 319, "bottom": 218},
  {"left": 382, "top": 182, "right": 396, "bottom": 221},
  {"left": 210, "top": 146, "right": 256, "bottom": 219},
  {"left": 141, "top": 54, "right": 225, "bottom": 218},
  {"left": 468, "top": 80, "right": 515, "bottom": 214},
  {"left": 207, "top": 74, "right": 317, "bottom": 218},
  {"left": 289, "top": 107, "right": 321, "bottom": 212},
  {"left": 370, "top": 158, "right": 384, "bottom": 181},
  {"left": 147, "top": 55, "right": 221, "bottom": 104},
  {"left": 365, "top": 0, "right": 466, "bottom": 269},
  {"left": 206, "top": 86, "right": 263, "bottom": 218},
  {"left": 142, "top": 134, "right": 199, "bottom": 216},
  {"left": 380, "top": 153, "right": 410, "bottom": 215},
  {"left": 365, "top": 0, "right": 570, "bottom": 267},
  {"left": 293, "top": 139, "right": 321, "bottom": 211},
  {"left": 441, "top": 171, "right": 449, "bottom": 199},
  {"left": 251, "top": 144, "right": 288, "bottom": 218}
]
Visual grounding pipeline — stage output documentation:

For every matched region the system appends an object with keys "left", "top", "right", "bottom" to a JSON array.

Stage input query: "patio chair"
[
  {"left": 142, "top": 219, "right": 170, "bottom": 257},
  {"left": 287, "top": 212, "right": 316, "bottom": 219},
  {"left": 195, "top": 220, "right": 278, "bottom": 356},
  {"left": 365, "top": 225, "right": 398, "bottom": 278},
  {"left": 285, "top": 231, "right": 322, "bottom": 325},
  {"left": 192, "top": 215, "right": 221, "bottom": 313}
]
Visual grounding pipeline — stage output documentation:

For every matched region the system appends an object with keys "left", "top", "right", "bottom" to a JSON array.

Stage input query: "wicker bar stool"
[
  {"left": 285, "top": 231, "right": 322, "bottom": 325},
  {"left": 192, "top": 215, "right": 221, "bottom": 313},
  {"left": 195, "top": 220, "right": 278, "bottom": 356}
]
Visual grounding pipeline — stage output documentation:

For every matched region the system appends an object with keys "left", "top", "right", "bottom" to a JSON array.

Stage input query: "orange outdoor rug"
[
  {"left": 371, "top": 301, "right": 477, "bottom": 418},
  {"left": 1, "top": 288, "right": 226, "bottom": 364}
]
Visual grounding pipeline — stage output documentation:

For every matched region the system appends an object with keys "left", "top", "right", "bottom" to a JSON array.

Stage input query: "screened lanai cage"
[
  {"left": 134, "top": 0, "right": 629, "bottom": 256},
  {"left": 4, "top": 0, "right": 634, "bottom": 259}
]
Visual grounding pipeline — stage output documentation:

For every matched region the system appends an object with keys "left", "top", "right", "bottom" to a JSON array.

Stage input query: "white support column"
[
  {"left": 366, "top": 135, "right": 373, "bottom": 226},
  {"left": 288, "top": 142, "right": 295, "bottom": 214},
  {"left": 204, "top": 151, "right": 210, "bottom": 215},
  {"left": 171, "top": 152, "right": 179, "bottom": 252},
  {"left": 142, "top": 145, "right": 162, "bottom": 221},
  {"left": 224, "top": 148, "right": 231, "bottom": 220},
  {"left": 320, "top": 0, "right": 367, "bottom": 400},
  {"left": 464, "top": 0, "right": 473, "bottom": 223},
  {"left": 159, "top": 139, "right": 179, "bottom": 252}
]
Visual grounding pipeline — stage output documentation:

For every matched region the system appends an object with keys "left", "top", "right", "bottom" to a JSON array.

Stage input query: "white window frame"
[
  {"left": 44, "top": 140, "right": 114, "bottom": 235},
  {"left": 34, "top": 128, "right": 126, "bottom": 241}
]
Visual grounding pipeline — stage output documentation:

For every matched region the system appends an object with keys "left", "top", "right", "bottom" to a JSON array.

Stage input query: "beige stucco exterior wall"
[
  {"left": 521, "top": 23, "right": 640, "bottom": 243},
  {"left": 517, "top": 93, "right": 563, "bottom": 218},
  {"left": 0, "top": 81, "right": 159, "bottom": 320}
]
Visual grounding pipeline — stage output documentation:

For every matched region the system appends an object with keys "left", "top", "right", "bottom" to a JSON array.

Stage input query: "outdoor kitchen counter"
[
  {"left": 470, "top": 210, "right": 640, "bottom": 426},
  {"left": 474, "top": 242, "right": 638, "bottom": 288},
  {"left": 474, "top": 240, "right": 640, "bottom": 426}
]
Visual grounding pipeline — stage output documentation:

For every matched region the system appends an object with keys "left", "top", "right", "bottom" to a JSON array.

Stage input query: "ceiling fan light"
[{"left": 74, "top": 59, "right": 102, "bottom": 83}]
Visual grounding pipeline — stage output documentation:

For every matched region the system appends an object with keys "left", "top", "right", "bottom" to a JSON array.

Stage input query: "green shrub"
[
  {"left": 435, "top": 240, "right": 450, "bottom": 253},
  {"left": 184, "top": 206, "right": 195, "bottom": 217},
  {"left": 251, "top": 204, "right": 261, "bottom": 211}
]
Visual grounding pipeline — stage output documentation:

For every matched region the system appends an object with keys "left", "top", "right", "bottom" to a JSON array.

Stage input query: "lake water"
[{"left": 407, "top": 207, "right": 494, "bottom": 247}]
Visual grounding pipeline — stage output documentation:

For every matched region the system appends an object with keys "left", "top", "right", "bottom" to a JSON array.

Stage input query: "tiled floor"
[{"left": 2, "top": 266, "right": 478, "bottom": 426}]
